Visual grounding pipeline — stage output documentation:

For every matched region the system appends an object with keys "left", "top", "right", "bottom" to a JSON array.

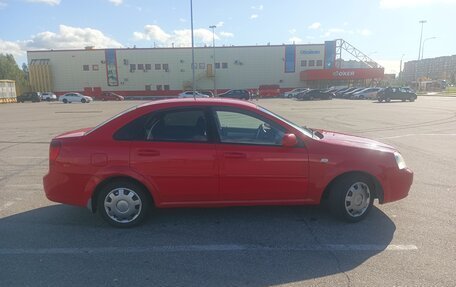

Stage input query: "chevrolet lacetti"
[{"left": 43, "top": 98, "right": 413, "bottom": 227}]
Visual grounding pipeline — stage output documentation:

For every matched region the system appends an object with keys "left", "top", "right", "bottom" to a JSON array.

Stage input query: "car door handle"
[
  {"left": 137, "top": 149, "right": 160, "bottom": 157},
  {"left": 223, "top": 152, "right": 247, "bottom": 159}
]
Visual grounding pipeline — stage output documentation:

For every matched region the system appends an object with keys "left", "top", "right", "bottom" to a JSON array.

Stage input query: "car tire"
[
  {"left": 81, "top": 98, "right": 86, "bottom": 103},
  {"left": 377, "top": 98, "right": 383, "bottom": 103},
  {"left": 409, "top": 98, "right": 415, "bottom": 102},
  {"left": 98, "top": 180, "right": 151, "bottom": 228},
  {"left": 46, "top": 98, "right": 51, "bottom": 102},
  {"left": 328, "top": 174, "right": 374, "bottom": 223},
  {"left": 385, "top": 98, "right": 391, "bottom": 103},
  {"left": 62, "top": 99, "right": 68, "bottom": 104}
]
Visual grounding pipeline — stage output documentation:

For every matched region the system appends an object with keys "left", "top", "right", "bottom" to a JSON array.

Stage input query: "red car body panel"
[{"left": 43, "top": 98, "right": 413, "bottom": 211}]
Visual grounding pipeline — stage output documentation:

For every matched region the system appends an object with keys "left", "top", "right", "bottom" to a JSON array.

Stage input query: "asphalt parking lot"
[{"left": 1, "top": 97, "right": 455, "bottom": 286}]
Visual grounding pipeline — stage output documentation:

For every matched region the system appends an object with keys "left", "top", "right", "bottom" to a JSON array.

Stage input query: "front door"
[{"left": 212, "top": 107, "right": 309, "bottom": 203}]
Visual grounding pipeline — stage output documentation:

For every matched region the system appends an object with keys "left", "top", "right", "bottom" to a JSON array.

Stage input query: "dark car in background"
[
  {"left": 218, "top": 89, "right": 251, "bottom": 100},
  {"left": 296, "top": 89, "right": 334, "bottom": 100},
  {"left": 98, "top": 92, "right": 125, "bottom": 101},
  {"left": 377, "top": 87, "right": 417, "bottom": 102},
  {"left": 17, "top": 92, "right": 42, "bottom": 103}
]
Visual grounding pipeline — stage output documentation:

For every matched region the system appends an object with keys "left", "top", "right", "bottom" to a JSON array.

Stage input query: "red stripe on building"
[{"left": 300, "top": 68, "right": 384, "bottom": 81}]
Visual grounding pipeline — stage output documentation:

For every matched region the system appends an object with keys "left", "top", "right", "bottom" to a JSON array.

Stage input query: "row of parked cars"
[
  {"left": 178, "top": 89, "right": 252, "bottom": 100},
  {"left": 284, "top": 86, "right": 418, "bottom": 102},
  {"left": 16, "top": 92, "right": 125, "bottom": 103}
]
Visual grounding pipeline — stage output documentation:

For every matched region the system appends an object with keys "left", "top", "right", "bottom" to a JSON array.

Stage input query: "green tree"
[{"left": 0, "top": 54, "right": 30, "bottom": 95}]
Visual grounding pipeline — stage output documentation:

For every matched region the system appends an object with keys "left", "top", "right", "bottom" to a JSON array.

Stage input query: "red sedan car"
[
  {"left": 43, "top": 99, "right": 413, "bottom": 227},
  {"left": 97, "top": 92, "right": 124, "bottom": 101}
]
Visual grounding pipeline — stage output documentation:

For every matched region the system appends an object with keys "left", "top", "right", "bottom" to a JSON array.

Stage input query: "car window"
[{"left": 214, "top": 109, "right": 285, "bottom": 146}]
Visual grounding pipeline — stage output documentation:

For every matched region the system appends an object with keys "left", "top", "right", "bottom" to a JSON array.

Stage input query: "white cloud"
[
  {"left": 380, "top": 0, "right": 456, "bottom": 9},
  {"left": 220, "top": 31, "right": 234, "bottom": 38},
  {"left": 27, "top": 0, "right": 60, "bottom": 5},
  {"left": 358, "top": 29, "right": 373, "bottom": 36},
  {"left": 179, "top": 18, "right": 186, "bottom": 22},
  {"left": 108, "top": 0, "right": 123, "bottom": 6},
  {"left": 250, "top": 14, "right": 259, "bottom": 19},
  {"left": 308, "top": 22, "right": 321, "bottom": 30},
  {"left": 133, "top": 24, "right": 220, "bottom": 47},
  {"left": 289, "top": 36, "right": 303, "bottom": 44},
  {"left": 377, "top": 59, "right": 400, "bottom": 74},
  {"left": 25, "top": 25, "right": 123, "bottom": 50},
  {"left": 251, "top": 5, "right": 264, "bottom": 10},
  {"left": 215, "top": 21, "right": 224, "bottom": 27},
  {"left": 289, "top": 28, "right": 297, "bottom": 34},
  {"left": 0, "top": 1, "right": 7, "bottom": 9},
  {"left": 0, "top": 39, "right": 24, "bottom": 57}
]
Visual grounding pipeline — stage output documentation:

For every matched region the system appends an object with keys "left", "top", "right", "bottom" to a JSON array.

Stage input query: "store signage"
[
  {"left": 300, "top": 50, "right": 321, "bottom": 55},
  {"left": 332, "top": 70, "right": 355, "bottom": 77}
]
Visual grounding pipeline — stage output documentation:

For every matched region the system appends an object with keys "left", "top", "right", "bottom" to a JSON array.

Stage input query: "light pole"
[
  {"left": 399, "top": 54, "right": 405, "bottom": 83},
  {"left": 190, "top": 0, "right": 196, "bottom": 97},
  {"left": 421, "top": 37, "right": 436, "bottom": 60},
  {"left": 209, "top": 25, "right": 217, "bottom": 96},
  {"left": 418, "top": 20, "right": 427, "bottom": 60}
]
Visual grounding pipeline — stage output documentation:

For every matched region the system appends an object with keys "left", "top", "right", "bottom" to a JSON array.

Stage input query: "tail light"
[{"left": 49, "top": 140, "right": 61, "bottom": 163}]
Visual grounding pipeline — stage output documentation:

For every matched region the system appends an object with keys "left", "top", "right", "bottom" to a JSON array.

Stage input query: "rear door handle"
[
  {"left": 223, "top": 152, "right": 247, "bottom": 159},
  {"left": 137, "top": 149, "right": 160, "bottom": 157}
]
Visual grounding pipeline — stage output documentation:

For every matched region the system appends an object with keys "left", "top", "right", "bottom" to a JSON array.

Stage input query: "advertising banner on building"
[
  {"left": 300, "top": 68, "right": 385, "bottom": 81},
  {"left": 105, "top": 49, "right": 119, "bottom": 86},
  {"left": 324, "top": 41, "right": 336, "bottom": 69}
]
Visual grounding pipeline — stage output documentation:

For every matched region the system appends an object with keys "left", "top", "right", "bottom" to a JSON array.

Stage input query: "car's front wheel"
[
  {"left": 62, "top": 99, "right": 68, "bottom": 103},
  {"left": 98, "top": 180, "right": 151, "bottom": 227},
  {"left": 328, "top": 174, "right": 374, "bottom": 222},
  {"left": 81, "top": 98, "right": 86, "bottom": 103}
]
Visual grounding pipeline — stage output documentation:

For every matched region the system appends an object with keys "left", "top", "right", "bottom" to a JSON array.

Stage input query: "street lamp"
[
  {"left": 209, "top": 25, "right": 217, "bottom": 96},
  {"left": 418, "top": 20, "right": 427, "bottom": 60},
  {"left": 421, "top": 37, "right": 436, "bottom": 60},
  {"left": 190, "top": 0, "right": 196, "bottom": 96},
  {"left": 399, "top": 54, "right": 405, "bottom": 82}
]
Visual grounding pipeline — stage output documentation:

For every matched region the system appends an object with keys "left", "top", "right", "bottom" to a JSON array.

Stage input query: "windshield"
[{"left": 259, "top": 106, "right": 313, "bottom": 138}]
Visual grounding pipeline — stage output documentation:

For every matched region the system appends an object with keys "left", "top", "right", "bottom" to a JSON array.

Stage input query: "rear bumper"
[
  {"left": 382, "top": 168, "right": 414, "bottom": 203},
  {"left": 43, "top": 171, "right": 91, "bottom": 208}
]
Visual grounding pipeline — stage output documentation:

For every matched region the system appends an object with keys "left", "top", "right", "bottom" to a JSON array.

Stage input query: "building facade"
[
  {"left": 27, "top": 40, "right": 384, "bottom": 97},
  {"left": 402, "top": 55, "right": 456, "bottom": 84}
]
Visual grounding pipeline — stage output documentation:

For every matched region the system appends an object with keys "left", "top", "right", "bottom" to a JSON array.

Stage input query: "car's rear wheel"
[
  {"left": 98, "top": 180, "right": 151, "bottom": 227},
  {"left": 328, "top": 174, "right": 374, "bottom": 222},
  {"left": 62, "top": 99, "right": 68, "bottom": 104}
]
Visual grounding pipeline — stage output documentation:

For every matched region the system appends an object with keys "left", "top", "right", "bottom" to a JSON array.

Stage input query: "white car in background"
[
  {"left": 41, "top": 92, "right": 57, "bottom": 101},
  {"left": 59, "top": 93, "right": 93, "bottom": 103},
  {"left": 352, "top": 87, "right": 383, "bottom": 100},
  {"left": 178, "top": 91, "right": 209, "bottom": 98},
  {"left": 284, "top": 88, "right": 309, "bottom": 98}
]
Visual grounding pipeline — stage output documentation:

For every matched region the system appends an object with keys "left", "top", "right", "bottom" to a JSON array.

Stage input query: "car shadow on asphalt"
[{"left": 0, "top": 204, "right": 396, "bottom": 286}]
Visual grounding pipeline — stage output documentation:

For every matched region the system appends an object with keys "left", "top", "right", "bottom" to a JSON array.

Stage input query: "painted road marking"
[{"left": 0, "top": 244, "right": 418, "bottom": 255}]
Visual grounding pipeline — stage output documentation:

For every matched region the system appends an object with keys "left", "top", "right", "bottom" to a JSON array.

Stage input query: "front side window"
[{"left": 214, "top": 109, "right": 285, "bottom": 146}]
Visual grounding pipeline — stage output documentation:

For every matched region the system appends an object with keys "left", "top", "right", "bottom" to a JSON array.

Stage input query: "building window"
[
  {"left": 316, "top": 60, "right": 323, "bottom": 67},
  {"left": 199, "top": 63, "right": 205, "bottom": 69},
  {"left": 145, "top": 64, "right": 151, "bottom": 70},
  {"left": 130, "top": 64, "right": 136, "bottom": 72},
  {"left": 155, "top": 64, "right": 161, "bottom": 70},
  {"left": 92, "top": 64, "right": 99, "bottom": 71},
  {"left": 164, "top": 85, "right": 170, "bottom": 90},
  {"left": 138, "top": 64, "right": 144, "bottom": 70},
  {"left": 222, "top": 62, "right": 228, "bottom": 69},
  {"left": 145, "top": 85, "right": 151, "bottom": 91},
  {"left": 309, "top": 60, "right": 315, "bottom": 67},
  {"left": 215, "top": 62, "right": 221, "bottom": 69},
  {"left": 163, "top": 64, "right": 169, "bottom": 71},
  {"left": 301, "top": 60, "right": 307, "bottom": 67},
  {"left": 156, "top": 85, "right": 163, "bottom": 90},
  {"left": 83, "top": 65, "right": 89, "bottom": 71}
]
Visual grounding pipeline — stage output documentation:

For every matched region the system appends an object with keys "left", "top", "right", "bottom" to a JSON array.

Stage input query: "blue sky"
[{"left": 1, "top": 0, "right": 455, "bottom": 74}]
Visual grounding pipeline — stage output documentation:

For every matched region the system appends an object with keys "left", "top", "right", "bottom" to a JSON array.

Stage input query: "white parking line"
[
  {"left": 0, "top": 244, "right": 418, "bottom": 255},
  {"left": 0, "top": 201, "right": 15, "bottom": 212}
]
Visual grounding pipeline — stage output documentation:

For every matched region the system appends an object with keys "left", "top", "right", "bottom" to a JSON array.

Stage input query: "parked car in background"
[
  {"left": 218, "top": 89, "right": 251, "bottom": 100},
  {"left": 41, "top": 92, "right": 57, "bottom": 101},
  {"left": 200, "top": 90, "right": 214, "bottom": 97},
  {"left": 296, "top": 89, "right": 334, "bottom": 100},
  {"left": 283, "top": 88, "right": 309, "bottom": 98},
  {"left": 97, "top": 92, "right": 124, "bottom": 101},
  {"left": 43, "top": 98, "right": 413, "bottom": 227},
  {"left": 178, "top": 91, "right": 209, "bottom": 98},
  {"left": 377, "top": 87, "right": 417, "bottom": 102},
  {"left": 351, "top": 88, "right": 382, "bottom": 100},
  {"left": 342, "top": 88, "right": 365, "bottom": 99},
  {"left": 59, "top": 93, "right": 93, "bottom": 103},
  {"left": 17, "top": 92, "right": 41, "bottom": 103}
]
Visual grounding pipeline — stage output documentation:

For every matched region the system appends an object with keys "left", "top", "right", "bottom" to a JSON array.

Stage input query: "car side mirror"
[{"left": 282, "top": 133, "right": 298, "bottom": 147}]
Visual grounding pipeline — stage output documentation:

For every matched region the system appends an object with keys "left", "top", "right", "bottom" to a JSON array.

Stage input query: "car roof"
[{"left": 137, "top": 98, "right": 258, "bottom": 110}]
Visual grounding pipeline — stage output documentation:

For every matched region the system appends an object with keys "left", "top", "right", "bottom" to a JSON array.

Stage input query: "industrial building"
[{"left": 27, "top": 39, "right": 384, "bottom": 98}]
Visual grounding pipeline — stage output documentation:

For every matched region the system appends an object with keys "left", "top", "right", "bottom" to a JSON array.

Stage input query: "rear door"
[{"left": 129, "top": 107, "right": 219, "bottom": 204}]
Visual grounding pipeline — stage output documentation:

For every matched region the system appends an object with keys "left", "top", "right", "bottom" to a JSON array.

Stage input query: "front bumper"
[{"left": 382, "top": 168, "right": 414, "bottom": 203}]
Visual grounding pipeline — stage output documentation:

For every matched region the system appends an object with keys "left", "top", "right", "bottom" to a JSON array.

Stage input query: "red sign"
[{"left": 300, "top": 68, "right": 384, "bottom": 81}]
